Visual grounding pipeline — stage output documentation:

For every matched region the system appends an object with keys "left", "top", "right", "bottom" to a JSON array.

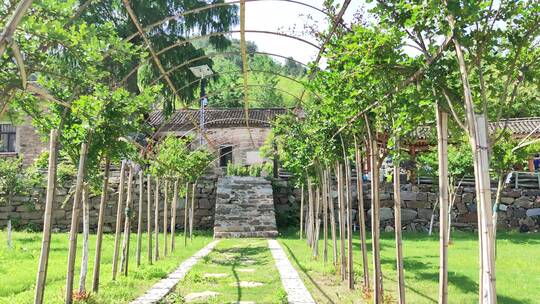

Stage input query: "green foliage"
[
  {"left": 151, "top": 135, "right": 213, "bottom": 182},
  {"left": 225, "top": 162, "right": 268, "bottom": 177},
  {"left": 417, "top": 140, "right": 474, "bottom": 179},
  {"left": 0, "top": 157, "right": 29, "bottom": 205}
]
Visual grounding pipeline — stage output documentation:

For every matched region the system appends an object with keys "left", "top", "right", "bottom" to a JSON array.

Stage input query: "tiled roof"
[
  {"left": 489, "top": 117, "right": 540, "bottom": 137},
  {"left": 149, "top": 108, "right": 289, "bottom": 129}
]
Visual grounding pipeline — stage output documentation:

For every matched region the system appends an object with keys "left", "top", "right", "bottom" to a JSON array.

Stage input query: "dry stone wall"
[
  {"left": 273, "top": 180, "right": 540, "bottom": 232},
  {"left": 0, "top": 172, "right": 217, "bottom": 232}
]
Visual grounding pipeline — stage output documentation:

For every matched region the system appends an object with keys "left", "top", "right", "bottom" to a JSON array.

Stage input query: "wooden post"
[
  {"left": 170, "top": 179, "right": 179, "bottom": 252},
  {"left": 307, "top": 178, "right": 314, "bottom": 247},
  {"left": 92, "top": 158, "right": 110, "bottom": 292},
  {"left": 163, "top": 179, "right": 169, "bottom": 256},
  {"left": 65, "top": 139, "right": 90, "bottom": 304},
  {"left": 313, "top": 186, "right": 321, "bottom": 257},
  {"left": 184, "top": 182, "right": 190, "bottom": 246},
  {"left": 300, "top": 183, "right": 304, "bottom": 240},
  {"left": 136, "top": 170, "right": 143, "bottom": 267},
  {"left": 112, "top": 161, "right": 126, "bottom": 280},
  {"left": 34, "top": 129, "right": 58, "bottom": 304},
  {"left": 394, "top": 138, "right": 406, "bottom": 303},
  {"left": 354, "top": 136, "right": 370, "bottom": 289},
  {"left": 146, "top": 174, "right": 152, "bottom": 265},
  {"left": 120, "top": 165, "right": 134, "bottom": 276},
  {"left": 154, "top": 177, "right": 160, "bottom": 261}
]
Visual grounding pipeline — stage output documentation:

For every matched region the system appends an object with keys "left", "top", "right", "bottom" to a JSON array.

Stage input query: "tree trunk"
[
  {"left": 154, "top": 177, "right": 160, "bottom": 261},
  {"left": 437, "top": 107, "right": 449, "bottom": 304},
  {"left": 170, "top": 179, "right": 179, "bottom": 252},
  {"left": 184, "top": 182, "right": 190, "bottom": 247},
  {"left": 345, "top": 158, "right": 354, "bottom": 290},
  {"left": 322, "top": 171, "right": 328, "bottom": 264},
  {"left": 136, "top": 170, "right": 143, "bottom": 267},
  {"left": 34, "top": 129, "right": 59, "bottom": 304},
  {"left": 300, "top": 183, "right": 304, "bottom": 240},
  {"left": 92, "top": 158, "right": 110, "bottom": 292},
  {"left": 313, "top": 186, "right": 321, "bottom": 258},
  {"left": 337, "top": 162, "right": 347, "bottom": 281},
  {"left": 112, "top": 161, "right": 126, "bottom": 280},
  {"left": 190, "top": 182, "right": 196, "bottom": 240},
  {"left": 354, "top": 136, "right": 370, "bottom": 290},
  {"left": 307, "top": 178, "right": 314, "bottom": 247},
  {"left": 327, "top": 168, "right": 338, "bottom": 267},
  {"left": 78, "top": 184, "right": 90, "bottom": 294},
  {"left": 120, "top": 165, "right": 134, "bottom": 276},
  {"left": 393, "top": 139, "right": 405, "bottom": 303},
  {"left": 163, "top": 179, "right": 169, "bottom": 256},
  {"left": 65, "top": 139, "right": 90, "bottom": 304},
  {"left": 147, "top": 174, "right": 152, "bottom": 265},
  {"left": 446, "top": 15, "right": 496, "bottom": 301}
]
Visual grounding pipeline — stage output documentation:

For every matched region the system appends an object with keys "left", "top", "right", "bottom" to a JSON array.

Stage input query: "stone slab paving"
[
  {"left": 268, "top": 239, "right": 316, "bottom": 304},
  {"left": 130, "top": 240, "right": 220, "bottom": 304}
]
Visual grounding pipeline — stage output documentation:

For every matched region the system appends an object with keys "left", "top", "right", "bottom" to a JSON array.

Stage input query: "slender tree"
[
  {"left": 154, "top": 177, "right": 160, "bottom": 261},
  {"left": 120, "top": 165, "right": 134, "bottom": 276},
  {"left": 112, "top": 161, "right": 126, "bottom": 280},
  {"left": 136, "top": 170, "right": 144, "bottom": 267},
  {"left": 146, "top": 174, "right": 153, "bottom": 264},
  {"left": 78, "top": 184, "right": 90, "bottom": 295},
  {"left": 92, "top": 157, "right": 110, "bottom": 292},
  {"left": 170, "top": 178, "right": 179, "bottom": 252}
]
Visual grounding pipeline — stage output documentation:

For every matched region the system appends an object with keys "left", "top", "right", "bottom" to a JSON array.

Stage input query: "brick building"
[{"left": 0, "top": 116, "right": 47, "bottom": 167}]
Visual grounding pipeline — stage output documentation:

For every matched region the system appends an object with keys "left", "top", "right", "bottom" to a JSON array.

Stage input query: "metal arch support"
[
  {"left": 169, "top": 69, "right": 322, "bottom": 102},
  {"left": 122, "top": 50, "right": 307, "bottom": 85},
  {"left": 239, "top": 0, "right": 256, "bottom": 148},
  {"left": 124, "top": 0, "right": 343, "bottom": 42},
  {"left": 121, "top": 0, "right": 216, "bottom": 150}
]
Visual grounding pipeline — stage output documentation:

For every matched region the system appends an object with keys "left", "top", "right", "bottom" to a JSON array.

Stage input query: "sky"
[{"left": 226, "top": 0, "right": 366, "bottom": 66}]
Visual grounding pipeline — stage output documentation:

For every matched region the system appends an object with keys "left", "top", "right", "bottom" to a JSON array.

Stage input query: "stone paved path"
[
  {"left": 130, "top": 240, "right": 220, "bottom": 304},
  {"left": 268, "top": 239, "right": 316, "bottom": 304}
]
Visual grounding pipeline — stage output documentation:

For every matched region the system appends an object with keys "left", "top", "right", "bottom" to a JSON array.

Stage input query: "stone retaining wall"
[
  {"left": 272, "top": 180, "right": 540, "bottom": 232},
  {"left": 0, "top": 173, "right": 217, "bottom": 232}
]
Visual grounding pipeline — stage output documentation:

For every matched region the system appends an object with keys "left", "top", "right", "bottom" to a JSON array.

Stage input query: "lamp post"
[{"left": 189, "top": 64, "right": 213, "bottom": 146}]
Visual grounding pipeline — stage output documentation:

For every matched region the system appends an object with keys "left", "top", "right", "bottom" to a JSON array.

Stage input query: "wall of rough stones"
[
  {"left": 272, "top": 180, "right": 540, "bottom": 232},
  {"left": 0, "top": 172, "right": 217, "bottom": 232},
  {"left": 3, "top": 173, "right": 540, "bottom": 233}
]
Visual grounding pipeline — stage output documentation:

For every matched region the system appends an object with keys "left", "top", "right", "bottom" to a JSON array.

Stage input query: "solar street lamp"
[{"left": 189, "top": 65, "right": 213, "bottom": 146}]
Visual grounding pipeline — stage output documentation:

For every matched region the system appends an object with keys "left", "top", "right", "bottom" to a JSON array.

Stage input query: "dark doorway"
[{"left": 219, "top": 145, "right": 233, "bottom": 167}]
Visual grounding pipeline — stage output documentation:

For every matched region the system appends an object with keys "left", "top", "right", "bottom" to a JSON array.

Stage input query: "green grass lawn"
[
  {"left": 168, "top": 238, "right": 287, "bottom": 304},
  {"left": 0, "top": 230, "right": 212, "bottom": 304},
  {"left": 279, "top": 230, "right": 540, "bottom": 304}
]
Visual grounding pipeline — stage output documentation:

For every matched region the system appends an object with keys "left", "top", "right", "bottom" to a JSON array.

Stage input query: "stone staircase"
[{"left": 214, "top": 176, "right": 278, "bottom": 238}]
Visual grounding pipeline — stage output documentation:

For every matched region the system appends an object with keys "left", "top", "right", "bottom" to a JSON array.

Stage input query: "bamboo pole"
[
  {"left": 371, "top": 139, "right": 383, "bottom": 302},
  {"left": 354, "top": 137, "right": 370, "bottom": 289},
  {"left": 184, "top": 182, "right": 190, "bottom": 246},
  {"left": 300, "top": 183, "right": 304, "bottom": 240},
  {"left": 112, "top": 161, "right": 126, "bottom": 280},
  {"left": 327, "top": 168, "right": 338, "bottom": 267},
  {"left": 65, "top": 139, "right": 90, "bottom": 304},
  {"left": 436, "top": 107, "right": 449, "bottom": 304},
  {"left": 34, "top": 129, "right": 58, "bottom": 304},
  {"left": 147, "top": 174, "right": 152, "bottom": 265},
  {"left": 154, "top": 177, "right": 160, "bottom": 261},
  {"left": 78, "top": 184, "right": 90, "bottom": 294},
  {"left": 307, "top": 178, "right": 314, "bottom": 247},
  {"left": 136, "top": 170, "right": 143, "bottom": 267},
  {"left": 92, "top": 158, "right": 110, "bottom": 292},
  {"left": 163, "top": 179, "right": 169, "bottom": 256},
  {"left": 120, "top": 165, "right": 134, "bottom": 276},
  {"left": 190, "top": 182, "right": 196, "bottom": 240},
  {"left": 170, "top": 179, "right": 179, "bottom": 252},
  {"left": 393, "top": 138, "right": 405, "bottom": 303}
]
